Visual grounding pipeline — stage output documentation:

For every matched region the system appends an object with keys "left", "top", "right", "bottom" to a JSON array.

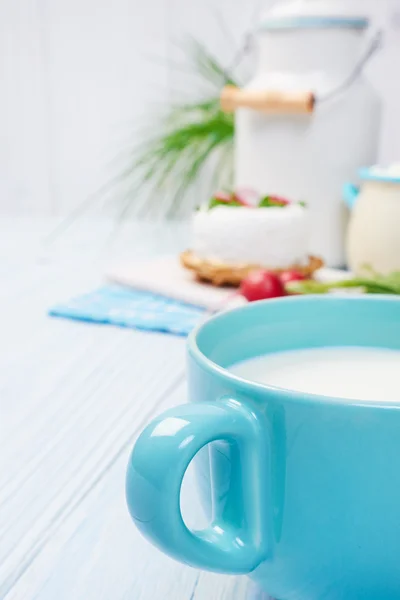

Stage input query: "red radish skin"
[
  {"left": 234, "top": 189, "right": 260, "bottom": 207},
  {"left": 279, "top": 271, "right": 307, "bottom": 285},
  {"left": 239, "top": 271, "right": 286, "bottom": 302},
  {"left": 232, "top": 195, "right": 252, "bottom": 207}
]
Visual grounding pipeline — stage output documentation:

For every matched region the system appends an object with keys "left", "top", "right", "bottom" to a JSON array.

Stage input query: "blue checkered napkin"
[{"left": 49, "top": 285, "right": 206, "bottom": 336}]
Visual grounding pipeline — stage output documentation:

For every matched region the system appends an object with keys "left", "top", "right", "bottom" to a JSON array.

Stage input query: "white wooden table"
[{"left": 0, "top": 219, "right": 254, "bottom": 600}]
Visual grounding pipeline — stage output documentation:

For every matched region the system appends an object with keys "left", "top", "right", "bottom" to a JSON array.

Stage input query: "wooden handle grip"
[{"left": 221, "top": 85, "right": 315, "bottom": 115}]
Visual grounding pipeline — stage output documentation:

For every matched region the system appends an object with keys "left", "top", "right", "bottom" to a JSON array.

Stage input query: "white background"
[{"left": 0, "top": 0, "right": 399, "bottom": 216}]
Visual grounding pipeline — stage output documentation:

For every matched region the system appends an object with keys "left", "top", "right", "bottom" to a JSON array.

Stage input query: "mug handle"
[{"left": 126, "top": 397, "right": 269, "bottom": 574}]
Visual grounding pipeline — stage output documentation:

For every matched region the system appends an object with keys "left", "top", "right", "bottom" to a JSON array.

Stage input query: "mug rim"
[{"left": 188, "top": 295, "right": 400, "bottom": 409}]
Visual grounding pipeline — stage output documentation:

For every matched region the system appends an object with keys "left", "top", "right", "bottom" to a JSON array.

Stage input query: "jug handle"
[
  {"left": 343, "top": 183, "right": 360, "bottom": 210},
  {"left": 125, "top": 398, "right": 269, "bottom": 574}
]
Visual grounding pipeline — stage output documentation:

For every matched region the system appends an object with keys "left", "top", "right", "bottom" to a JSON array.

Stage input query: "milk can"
[{"left": 221, "top": 0, "right": 382, "bottom": 267}]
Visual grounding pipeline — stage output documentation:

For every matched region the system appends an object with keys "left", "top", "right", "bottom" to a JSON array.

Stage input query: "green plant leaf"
[{"left": 112, "top": 38, "right": 239, "bottom": 217}]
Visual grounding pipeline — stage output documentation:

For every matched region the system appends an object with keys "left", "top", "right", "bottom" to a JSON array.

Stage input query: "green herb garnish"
[
  {"left": 259, "top": 196, "right": 289, "bottom": 208},
  {"left": 287, "top": 268, "right": 400, "bottom": 296},
  {"left": 208, "top": 197, "right": 242, "bottom": 210}
]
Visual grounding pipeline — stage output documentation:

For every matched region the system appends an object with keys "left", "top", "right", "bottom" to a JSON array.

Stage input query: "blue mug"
[{"left": 126, "top": 296, "right": 400, "bottom": 600}]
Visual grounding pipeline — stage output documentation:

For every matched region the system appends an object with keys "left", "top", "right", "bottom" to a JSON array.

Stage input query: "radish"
[
  {"left": 239, "top": 271, "right": 286, "bottom": 302},
  {"left": 279, "top": 270, "right": 307, "bottom": 285},
  {"left": 234, "top": 188, "right": 260, "bottom": 207}
]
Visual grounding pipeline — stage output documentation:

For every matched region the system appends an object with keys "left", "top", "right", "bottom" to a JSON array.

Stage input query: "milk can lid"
[
  {"left": 360, "top": 164, "right": 400, "bottom": 184},
  {"left": 259, "top": 0, "right": 369, "bottom": 31}
]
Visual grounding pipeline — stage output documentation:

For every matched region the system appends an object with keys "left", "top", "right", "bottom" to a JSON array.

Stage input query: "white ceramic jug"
[
  {"left": 344, "top": 166, "right": 400, "bottom": 275},
  {"left": 233, "top": 0, "right": 382, "bottom": 267}
]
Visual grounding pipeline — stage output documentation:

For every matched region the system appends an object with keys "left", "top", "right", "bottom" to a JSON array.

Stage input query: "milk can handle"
[
  {"left": 319, "top": 29, "right": 384, "bottom": 104},
  {"left": 221, "top": 26, "right": 383, "bottom": 114}
]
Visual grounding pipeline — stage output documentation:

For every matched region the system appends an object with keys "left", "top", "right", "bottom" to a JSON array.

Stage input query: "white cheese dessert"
[
  {"left": 181, "top": 192, "right": 321, "bottom": 286},
  {"left": 192, "top": 203, "right": 309, "bottom": 269}
]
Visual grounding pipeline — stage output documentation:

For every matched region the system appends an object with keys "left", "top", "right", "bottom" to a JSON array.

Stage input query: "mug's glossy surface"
[{"left": 126, "top": 296, "right": 400, "bottom": 600}]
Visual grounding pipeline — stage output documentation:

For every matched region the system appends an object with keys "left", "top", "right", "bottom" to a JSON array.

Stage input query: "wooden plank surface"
[{"left": 0, "top": 219, "right": 252, "bottom": 600}]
